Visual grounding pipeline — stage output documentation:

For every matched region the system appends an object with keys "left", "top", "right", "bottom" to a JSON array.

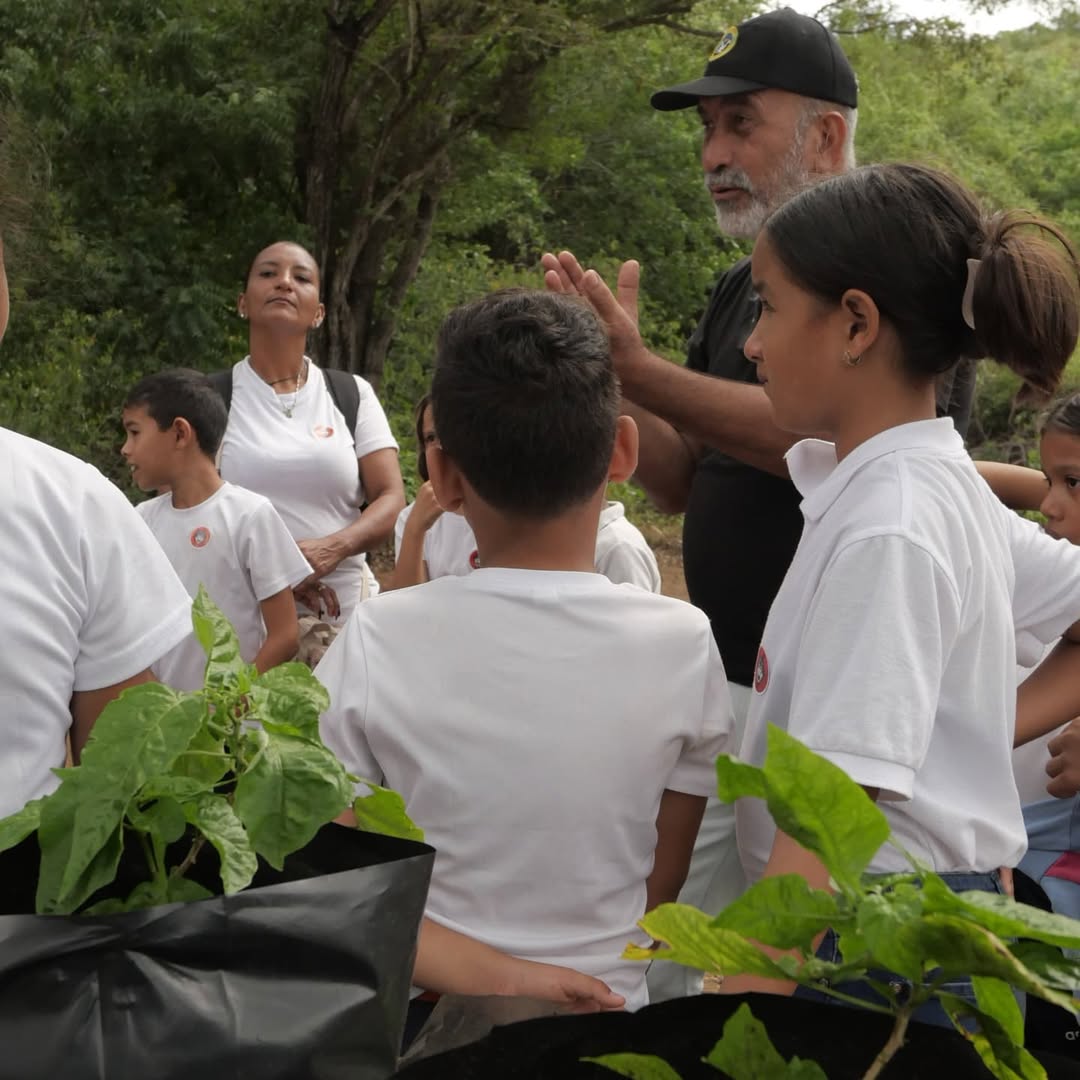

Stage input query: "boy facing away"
[
  {"left": 122, "top": 369, "right": 312, "bottom": 690},
  {"left": 317, "top": 290, "right": 733, "bottom": 1008}
]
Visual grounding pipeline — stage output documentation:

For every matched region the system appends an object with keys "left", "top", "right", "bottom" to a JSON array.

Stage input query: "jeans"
[{"left": 793, "top": 870, "right": 1020, "bottom": 1030}]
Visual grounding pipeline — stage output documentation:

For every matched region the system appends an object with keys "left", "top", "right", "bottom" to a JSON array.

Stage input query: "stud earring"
[{"left": 843, "top": 349, "right": 862, "bottom": 367}]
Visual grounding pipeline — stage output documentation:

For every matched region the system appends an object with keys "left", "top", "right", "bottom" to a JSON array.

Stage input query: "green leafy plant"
[
  {"left": 0, "top": 587, "right": 421, "bottom": 916},
  {"left": 591, "top": 726, "right": 1080, "bottom": 1080}
]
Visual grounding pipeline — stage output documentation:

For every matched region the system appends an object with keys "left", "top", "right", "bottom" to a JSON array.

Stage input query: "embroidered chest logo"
[
  {"left": 753, "top": 645, "right": 770, "bottom": 694},
  {"left": 190, "top": 526, "right": 212, "bottom": 549},
  {"left": 468, "top": 549, "right": 481, "bottom": 570},
  {"left": 313, "top": 425, "right": 334, "bottom": 439}
]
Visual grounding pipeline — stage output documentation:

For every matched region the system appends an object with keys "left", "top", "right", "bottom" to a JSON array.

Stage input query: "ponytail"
[
  {"left": 763, "top": 164, "right": 1079, "bottom": 394},
  {"left": 969, "top": 213, "right": 1080, "bottom": 396}
]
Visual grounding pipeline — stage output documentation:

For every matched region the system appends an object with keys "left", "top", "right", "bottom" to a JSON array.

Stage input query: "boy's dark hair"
[
  {"left": 431, "top": 289, "right": 618, "bottom": 518},
  {"left": 413, "top": 392, "right": 433, "bottom": 483},
  {"left": 124, "top": 368, "right": 228, "bottom": 458},
  {"left": 763, "top": 163, "right": 1080, "bottom": 395},
  {"left": 1043, "top": 393, "right": 1080, "bottom": 440}
]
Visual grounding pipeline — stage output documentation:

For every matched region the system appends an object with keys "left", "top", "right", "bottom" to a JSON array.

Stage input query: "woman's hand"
[{"left": 297, "top": 535, "right": 348, "bottom": 579}]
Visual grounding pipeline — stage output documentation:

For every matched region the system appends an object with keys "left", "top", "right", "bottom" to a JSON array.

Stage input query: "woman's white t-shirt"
[{"left": 218, "top": 359, "right": 398, "bottom": 619}]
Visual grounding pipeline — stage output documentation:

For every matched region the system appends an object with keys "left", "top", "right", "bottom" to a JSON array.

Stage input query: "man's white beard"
[{"left": 705, "top": 144, "right": 816, "bottom": 240}]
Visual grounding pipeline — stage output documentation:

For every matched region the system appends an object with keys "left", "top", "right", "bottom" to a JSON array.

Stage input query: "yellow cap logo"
[{"left": 709, "top": 27, "right": 738, "bottom": 61}]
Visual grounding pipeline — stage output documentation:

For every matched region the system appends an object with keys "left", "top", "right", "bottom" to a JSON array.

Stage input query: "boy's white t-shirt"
[
  {"left": 0, "top": 427, "right": 192, "bottom": 817},
  {"left": 736, "top": 419, "right": 1080, "bottom": 881},
  {"left": 393, "top": 499, "right": 661, "bottom": 592},
  {"left": 136, "top": 482, "right": 312, "bottom": 691},
  {"left": 218, "top": 359, "right": 398, "bottom": 619},
  {"left": 595, "top": 501, "right": 662, "bottom": 593},
  {"left": 316, "top": 568, "right": 732, "bottom": 1009}
]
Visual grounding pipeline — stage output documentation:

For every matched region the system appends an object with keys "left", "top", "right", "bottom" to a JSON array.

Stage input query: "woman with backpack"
[{"left": 217, "top": 241, "right": 405, "bottom": 657}]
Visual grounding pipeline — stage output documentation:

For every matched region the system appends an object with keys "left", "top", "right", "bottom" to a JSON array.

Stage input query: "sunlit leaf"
[
  {"left": 712, "top": 874, "right": 838, "bottom": 951},
  {"left": 353, "top": 781, "right": 425, "bottom": 842},
  {"left": 703, "top": 1003, "right": 828, "bottom": 1080}
]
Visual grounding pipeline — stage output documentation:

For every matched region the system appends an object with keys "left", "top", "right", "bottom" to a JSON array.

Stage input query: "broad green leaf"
[
  {"left": 138, "top": 775, "right": 217, "bottom": 803},
  {"left": 192, "top": 586, "right": 248, "bottom": 687},
  {"left": 166, "top": 876, "right": 215, "bottom": 904},
  {"left": 922, "top": 876, "right": 1080, "bottom": 951},
  {"left": 703, "top": 1003, "right": 828, "bottom": 1080},
  {"left": 353, "top": 781, "right": 425, "bottom": 842},
  {"left": 36, "top": 684, "right": 204, "bottom": 913},
  {"left": 248, "top": 662, "right": 329, "bottom": 740},
  {"left": 0, "top": 796, "right": 45, "bottom": 854},
  {"left": 1010, "top": 941, "right": 1080, "bottom": 992},
  {"left": 233, "top": 728, "right": 353, "bottom": 869},
  {"left": 581, "top": 1053, "right": 684, "bottom": 1079},
  {"left": 182, "top": 793, "right": 257, "bottom": 894},
  {"left": 169, "top": 725, "right": 230, "bottom": 787},
  {"left": 83, "top": 874, "right": 214, "bottom": 915},
  {"left": 938, "top": 992, "right": 1047, "bottom": 1080},
  {"left": 635, "top": 903, "right": 791, "bottom": 980},
  {"left": 43, "top": 824, "right": 124, "bottom": 916},
  {"left": 129, "top": 796, "right": 187, "bottom": 844},
  {"left": 712, "top": 874, "right": 838, "bottom": 951},
  {"left": 973, "top": 976, "right": 1025, "bottom": 1046},
  {"left": 854, "top": 884, "right": 926, "bottom": 981},
  {"left": 914, "top": 915, "right": 1080, "bottom": 1015},
  {"left": 759, "top": 726, "right": 889, "bottom": 895},
  {"left": 715, "top": 754, "right": 768, "bottom": 803}
]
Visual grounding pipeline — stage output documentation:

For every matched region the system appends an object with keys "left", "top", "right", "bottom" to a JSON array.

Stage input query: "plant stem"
[
  {"left": 172, "top": 833, "right": 207, "bottom": 880},
  {"left": 862, "top": 1004, "right": 912, "bottom": 1080}
]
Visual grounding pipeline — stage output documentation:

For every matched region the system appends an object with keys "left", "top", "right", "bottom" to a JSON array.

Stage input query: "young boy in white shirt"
[
  {"left": 318, "top": 289, "right": 732, "bottom": 1011},
  {"left": 122, "top": 369, "right": 312, "bottom": 690}
]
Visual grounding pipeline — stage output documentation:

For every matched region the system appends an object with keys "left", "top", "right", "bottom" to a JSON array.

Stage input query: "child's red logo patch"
[
  {"left": 190, "top": 526, "right": 211, "bottom": 549},
  {"left": 753, "top": 646, "right": 769, "bottom": 693},
  {"left": 313, "top": 425, "right": 334, "bottom": 439},
  {"left": 468, "top": 549, "right": 481, "bottom": 570}
]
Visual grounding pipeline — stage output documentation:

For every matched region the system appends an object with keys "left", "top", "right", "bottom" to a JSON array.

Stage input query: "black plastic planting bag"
[{"left": 0, "top": 823, "right": 433, "bottom": 1080}]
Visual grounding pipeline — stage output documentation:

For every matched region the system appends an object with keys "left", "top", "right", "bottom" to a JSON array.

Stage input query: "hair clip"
[{"left": 961, "top": 257, "right": 981, "bottom": 331}]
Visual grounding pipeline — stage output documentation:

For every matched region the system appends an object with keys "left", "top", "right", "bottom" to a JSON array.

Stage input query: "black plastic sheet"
[{"left": 0, "top": 824, "right": 433, "bottom": 1080}]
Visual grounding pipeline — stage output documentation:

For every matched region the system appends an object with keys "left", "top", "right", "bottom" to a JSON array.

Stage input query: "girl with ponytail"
[{"left": 726, "top": 163, "right": 1080, "bottom": 1024}]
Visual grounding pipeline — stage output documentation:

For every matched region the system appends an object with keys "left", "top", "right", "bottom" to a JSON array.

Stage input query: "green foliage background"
[{"left": 0, "top": 0, "right": 1076, "bottom": 500}]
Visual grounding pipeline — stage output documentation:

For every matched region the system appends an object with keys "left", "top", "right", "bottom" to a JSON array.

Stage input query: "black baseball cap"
[{"left": 651, "top": 7, "right": 857, "bottom": 111}]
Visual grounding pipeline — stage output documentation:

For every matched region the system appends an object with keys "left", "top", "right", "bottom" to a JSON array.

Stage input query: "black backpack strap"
[
  {"left": 207, "top": 368, "right": 233, "bottom": 411},
  {"left": 323, "top": 367, "right": 360, "bottom": 445}
]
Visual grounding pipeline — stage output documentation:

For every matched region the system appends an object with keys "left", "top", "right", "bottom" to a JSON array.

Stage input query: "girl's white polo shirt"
[{"left": 736, "top": 419, "right": 1080, "bottom": 881}]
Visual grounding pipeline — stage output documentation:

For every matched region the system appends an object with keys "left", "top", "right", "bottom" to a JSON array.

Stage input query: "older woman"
[{"left": 217, "top": 241, "right": 405, "bottom": 644}]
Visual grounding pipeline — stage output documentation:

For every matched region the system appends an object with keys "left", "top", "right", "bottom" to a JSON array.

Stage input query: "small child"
[
  {"left": 1004, "top": 394, "right": 1080, "bottom": 919},
  {"left": 318, "top": 290, "right": 732, "bottom": 1010},
  {"left": 390, "top": 393, "right": 662, "bottom": 592},
  {"left": 122, "top": 369, "right": 312, "bottom": 690}
]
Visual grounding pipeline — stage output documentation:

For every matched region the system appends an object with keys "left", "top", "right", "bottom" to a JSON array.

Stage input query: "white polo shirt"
[{"left": 736, "top": 419, "right": 1080, "bottom": 880}]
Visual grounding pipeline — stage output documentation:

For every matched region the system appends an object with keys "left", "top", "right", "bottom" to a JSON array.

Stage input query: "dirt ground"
[{"left": 368, "top": 525, "right": 688, "bottom": 600}]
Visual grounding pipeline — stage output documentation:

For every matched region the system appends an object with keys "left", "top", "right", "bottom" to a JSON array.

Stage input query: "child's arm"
[
  {"left": 253, "top": 587, "right": 301, "bottom": 673},
  {"left": 413, "top": 918, "right": 625, "bottom": 1011},
  {"left": 385, "top": 483, "right": 444, "bottom": 591},
  {"left": 715, "top": 827, "right": 837, "bottom": 997},
  {"left": 1046, "top": 719, "right": 1080, "bottom": 798},
  {"left": 1016, "top": 629, "right": 1080, "bottom": 746},
  {"left": 974, "top": 460, "right": 1047, "bottom": 512},
  {"left": 646, "top": 789, "right": 706, "bottom": 910}
]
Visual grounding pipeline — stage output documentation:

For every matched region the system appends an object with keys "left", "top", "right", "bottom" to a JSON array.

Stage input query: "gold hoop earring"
[{"left": 843, "top": 349, "right": 862, "bottom": 367}]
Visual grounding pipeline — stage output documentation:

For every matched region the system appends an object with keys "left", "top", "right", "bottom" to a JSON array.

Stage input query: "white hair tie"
[{"left": 961, "top": 257, "right": 981, "bottom": 331}]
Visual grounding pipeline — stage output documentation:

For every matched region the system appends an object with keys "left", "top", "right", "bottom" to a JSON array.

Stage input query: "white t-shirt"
[
  {"left": 218, "top": 359, "right": 398, "bottom": 619},
  {"left": 136, "top": 482, "right": 312, "bottom": 690},
  {"left": 392, "top": 500, "right": 661, "bottom": 592},
  {"left": 317, "top": 569, "right": 732, "bottom": 1009},
  {"left": 736, "top": 419, "right": 1080, "bottom": 881},
  {"left": 595, "top": 501, "right": 662, "bottom": 593},
  {"left": 0, "top": 428, "right": 192, "bottom": 817},
  {"left": 393, "top": 504, "right": 478, "bottom": 579}
]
